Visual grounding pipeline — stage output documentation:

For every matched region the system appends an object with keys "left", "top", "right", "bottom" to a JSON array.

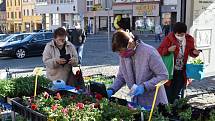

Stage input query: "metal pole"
[{"left": 108, "top": 9, "right": 110, "bottom": 50}]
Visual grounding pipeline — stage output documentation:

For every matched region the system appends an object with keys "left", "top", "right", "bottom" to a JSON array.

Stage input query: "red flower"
[
  {"left": 61, "top": 108, "right": 68, "bottom": 115},
  {"left": 51, "top": 104, "right": 58, "bottom": 111},
  {"left": 95, "top": 93, "right": 103, "bottom": 100},
  {"left": 31, "top": 104, "right": 37, "bottom": 110},
  {"left": 75, "top": 86, "right": 81, "bottom": 91},
  {"left": 76, "top": 103, "right": 84, "bottom": 109},
  {"left": 43, "top": 92, "right": 49, "bottom": 99},
  {"left": 56, "top": 93, "right": 61, "bottom": 100}
]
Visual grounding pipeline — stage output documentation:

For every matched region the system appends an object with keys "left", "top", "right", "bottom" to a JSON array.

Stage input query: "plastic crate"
[{"left": 11, "top": 98, "right": 47, "bottom": 121}]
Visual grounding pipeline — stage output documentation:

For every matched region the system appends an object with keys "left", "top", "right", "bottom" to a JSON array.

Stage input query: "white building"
[
  {"left": 186, "top": 0, "right": 215, "bottom": 76},
  {"left": 35, "top": 0, "right": 85, "bottom": 30}
]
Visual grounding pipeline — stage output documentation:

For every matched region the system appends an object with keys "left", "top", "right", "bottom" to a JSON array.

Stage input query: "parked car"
[
  {"left": 0, "top": 32, "right": 53, "bottom": 59},
  {"left": 0, "top": 34, "right": 9, "bottom": 41},
  {"left": 32, "top": 29, "right": 53, "bottom": 32}
]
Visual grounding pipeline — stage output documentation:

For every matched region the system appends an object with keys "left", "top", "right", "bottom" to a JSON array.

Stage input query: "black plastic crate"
[{"left": 11, "top": 97, "right": 47, "bottom": 121}]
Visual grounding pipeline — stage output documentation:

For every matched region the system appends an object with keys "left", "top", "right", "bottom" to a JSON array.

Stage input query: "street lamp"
[{"left": 105, "top": 8, "right": 110, "bottom": 50}]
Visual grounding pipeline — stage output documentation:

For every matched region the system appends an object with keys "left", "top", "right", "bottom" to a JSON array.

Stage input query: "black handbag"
[{"left": 67, "top": 66, "right": 85, "bottom": 90}]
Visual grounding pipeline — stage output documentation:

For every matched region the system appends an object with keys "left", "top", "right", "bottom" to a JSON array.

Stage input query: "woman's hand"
[
  {"left": 168, "top": 45, "right": 176, "bottom": 52},
  {"left": 68, "top": 58, "right": 77, "bottom": 65},
  {"left": 193, "top": 49, "right": 200, "bottom": 55},
  {"left": 133, "top": 85, "right": 145, "bottom": 96},
  {"left": 56, "top": 58, "right": 67, "bottom": 65}
]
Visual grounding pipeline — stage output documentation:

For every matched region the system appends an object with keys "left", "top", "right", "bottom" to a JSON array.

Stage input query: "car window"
[
  {"left": 0, "top": 35, "right": 14, "bottom": 42},
  {"left": 16, "top": 35, "right": 25, "bottom": 41},
  {"left": 9, "top": 35, "right": 24, "bottom": 42},
  {"left": 34, "top": 34, "right": 44, "bottom": 41},
  {"left": 45, "top": 33, "right": 53, "bottom": 39},
  {"left": 0, "top": 35, "right": 9, "bottom": 40}
]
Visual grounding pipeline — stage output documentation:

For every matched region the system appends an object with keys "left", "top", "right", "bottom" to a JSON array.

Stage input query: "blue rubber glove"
[
  {"left": 133, "top": 85, "right": 145, "bottom": 96},
  {"left": 107, "top": 90, "right": 113, "bottom": 98}
]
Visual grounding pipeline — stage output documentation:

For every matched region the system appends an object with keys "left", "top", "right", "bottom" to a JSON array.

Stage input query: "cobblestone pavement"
[{"left": 186, "top": 76, "right": 215, "bottom": 109}]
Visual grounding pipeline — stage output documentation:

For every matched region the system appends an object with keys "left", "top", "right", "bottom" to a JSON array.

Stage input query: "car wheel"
[{"left": 15, "top": 48, "right": 26, "bottom": 59}]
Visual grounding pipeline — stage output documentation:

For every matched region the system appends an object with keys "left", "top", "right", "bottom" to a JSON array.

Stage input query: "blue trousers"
[
  {"left": 155, "top": 34, "right": 161, "bottom": 42},
  {"left": 75, "top": 44, "right": 84, "bottom": 64}
]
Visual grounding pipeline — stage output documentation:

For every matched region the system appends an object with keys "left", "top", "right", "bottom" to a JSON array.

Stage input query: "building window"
[
  {"left": 51, "top": 0, "right": 57, "bottom": 4},
  {"left": 24, "top": 10, "right": 25, "bottom": 16},
  {"left": 18, "top": 0, "right": 20, "bottom": 5},
  {"left": 86, "top": 0, "right": 94, "bottom": 11},
  {"left": 32, "top": 9, "right": 34, "bottom": 16},
  {"left": 27, "top": 9, "right": 29, "bottom": 16},
  {"left": 87, "top": 7, "right": 93, "bottom": 11},
  {"left": 19, "top": 12, "right": 21, "bottom": 18},
  {"left": 52, "top": 14, "right": 59, "bottom": 25},
  {"left": 11, "top": 12, "right": 14, "bottom": 19},
  {"left": 15, "top": 12, "right": 17, "bottom": 18},
  {"left": 7, "top": 12, "right": 9, "bottom": 18},
  {"left": 15, "top": 0, "right": 16, "bottom": 6},
  {"left": 95, "top": 0, "right": 101, "bottom": 4}
]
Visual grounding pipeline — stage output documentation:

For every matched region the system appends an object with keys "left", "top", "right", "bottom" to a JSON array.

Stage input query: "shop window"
[{"left": 134, "top": 17, "right": 155, "bottom": 32}]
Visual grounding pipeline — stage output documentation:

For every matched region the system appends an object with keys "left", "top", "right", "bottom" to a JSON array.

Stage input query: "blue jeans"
[
  {"left": 155, "top": 34, "right": 161, "bottom": 42},
  {"left": 75, "top": 44, "right": 84, "bottom": 64}
]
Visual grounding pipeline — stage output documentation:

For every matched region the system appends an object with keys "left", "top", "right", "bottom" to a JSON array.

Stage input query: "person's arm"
[
  {"left": 81, "top": 29, "right": 86, "bottom": 43},
  {"left": 189, "top": 37, "right": 199, "bottom": 58},
  {"left": 143, "top": 50, "right": 168, "bottom": 92},
  {"left": 157, "top": 36, "right": 171, "bottom": 56},
  {"left": 109, "top": 65, "right": 126, "bottom": 94},
  {"left": 42, "top": 44, "right": 59, "bottom": 68},
  {"left": 159, "top": 25, "right": 163, "bottom": 34}
]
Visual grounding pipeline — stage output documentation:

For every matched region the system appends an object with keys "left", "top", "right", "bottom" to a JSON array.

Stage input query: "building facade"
[
  {"left": 35, "top": 0, "right": 85, "bottom": 30},
  {"left": 84, "top": 0, "right": 113, "bottom": 34},
  {"left": 6, "top": 0, "right": 22, "bottom": 33},
  {"left": 0, "top": 0, "right": 6, "bottom": 33},
  {"left": 112, "top": 0, "right": 161, "bottom": 33},
  {"left": 22, "top": 0, "right": 42, "bottom": 32},
  {"left": 185, "top": 0, "right": 215, "bottom": 76}
]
